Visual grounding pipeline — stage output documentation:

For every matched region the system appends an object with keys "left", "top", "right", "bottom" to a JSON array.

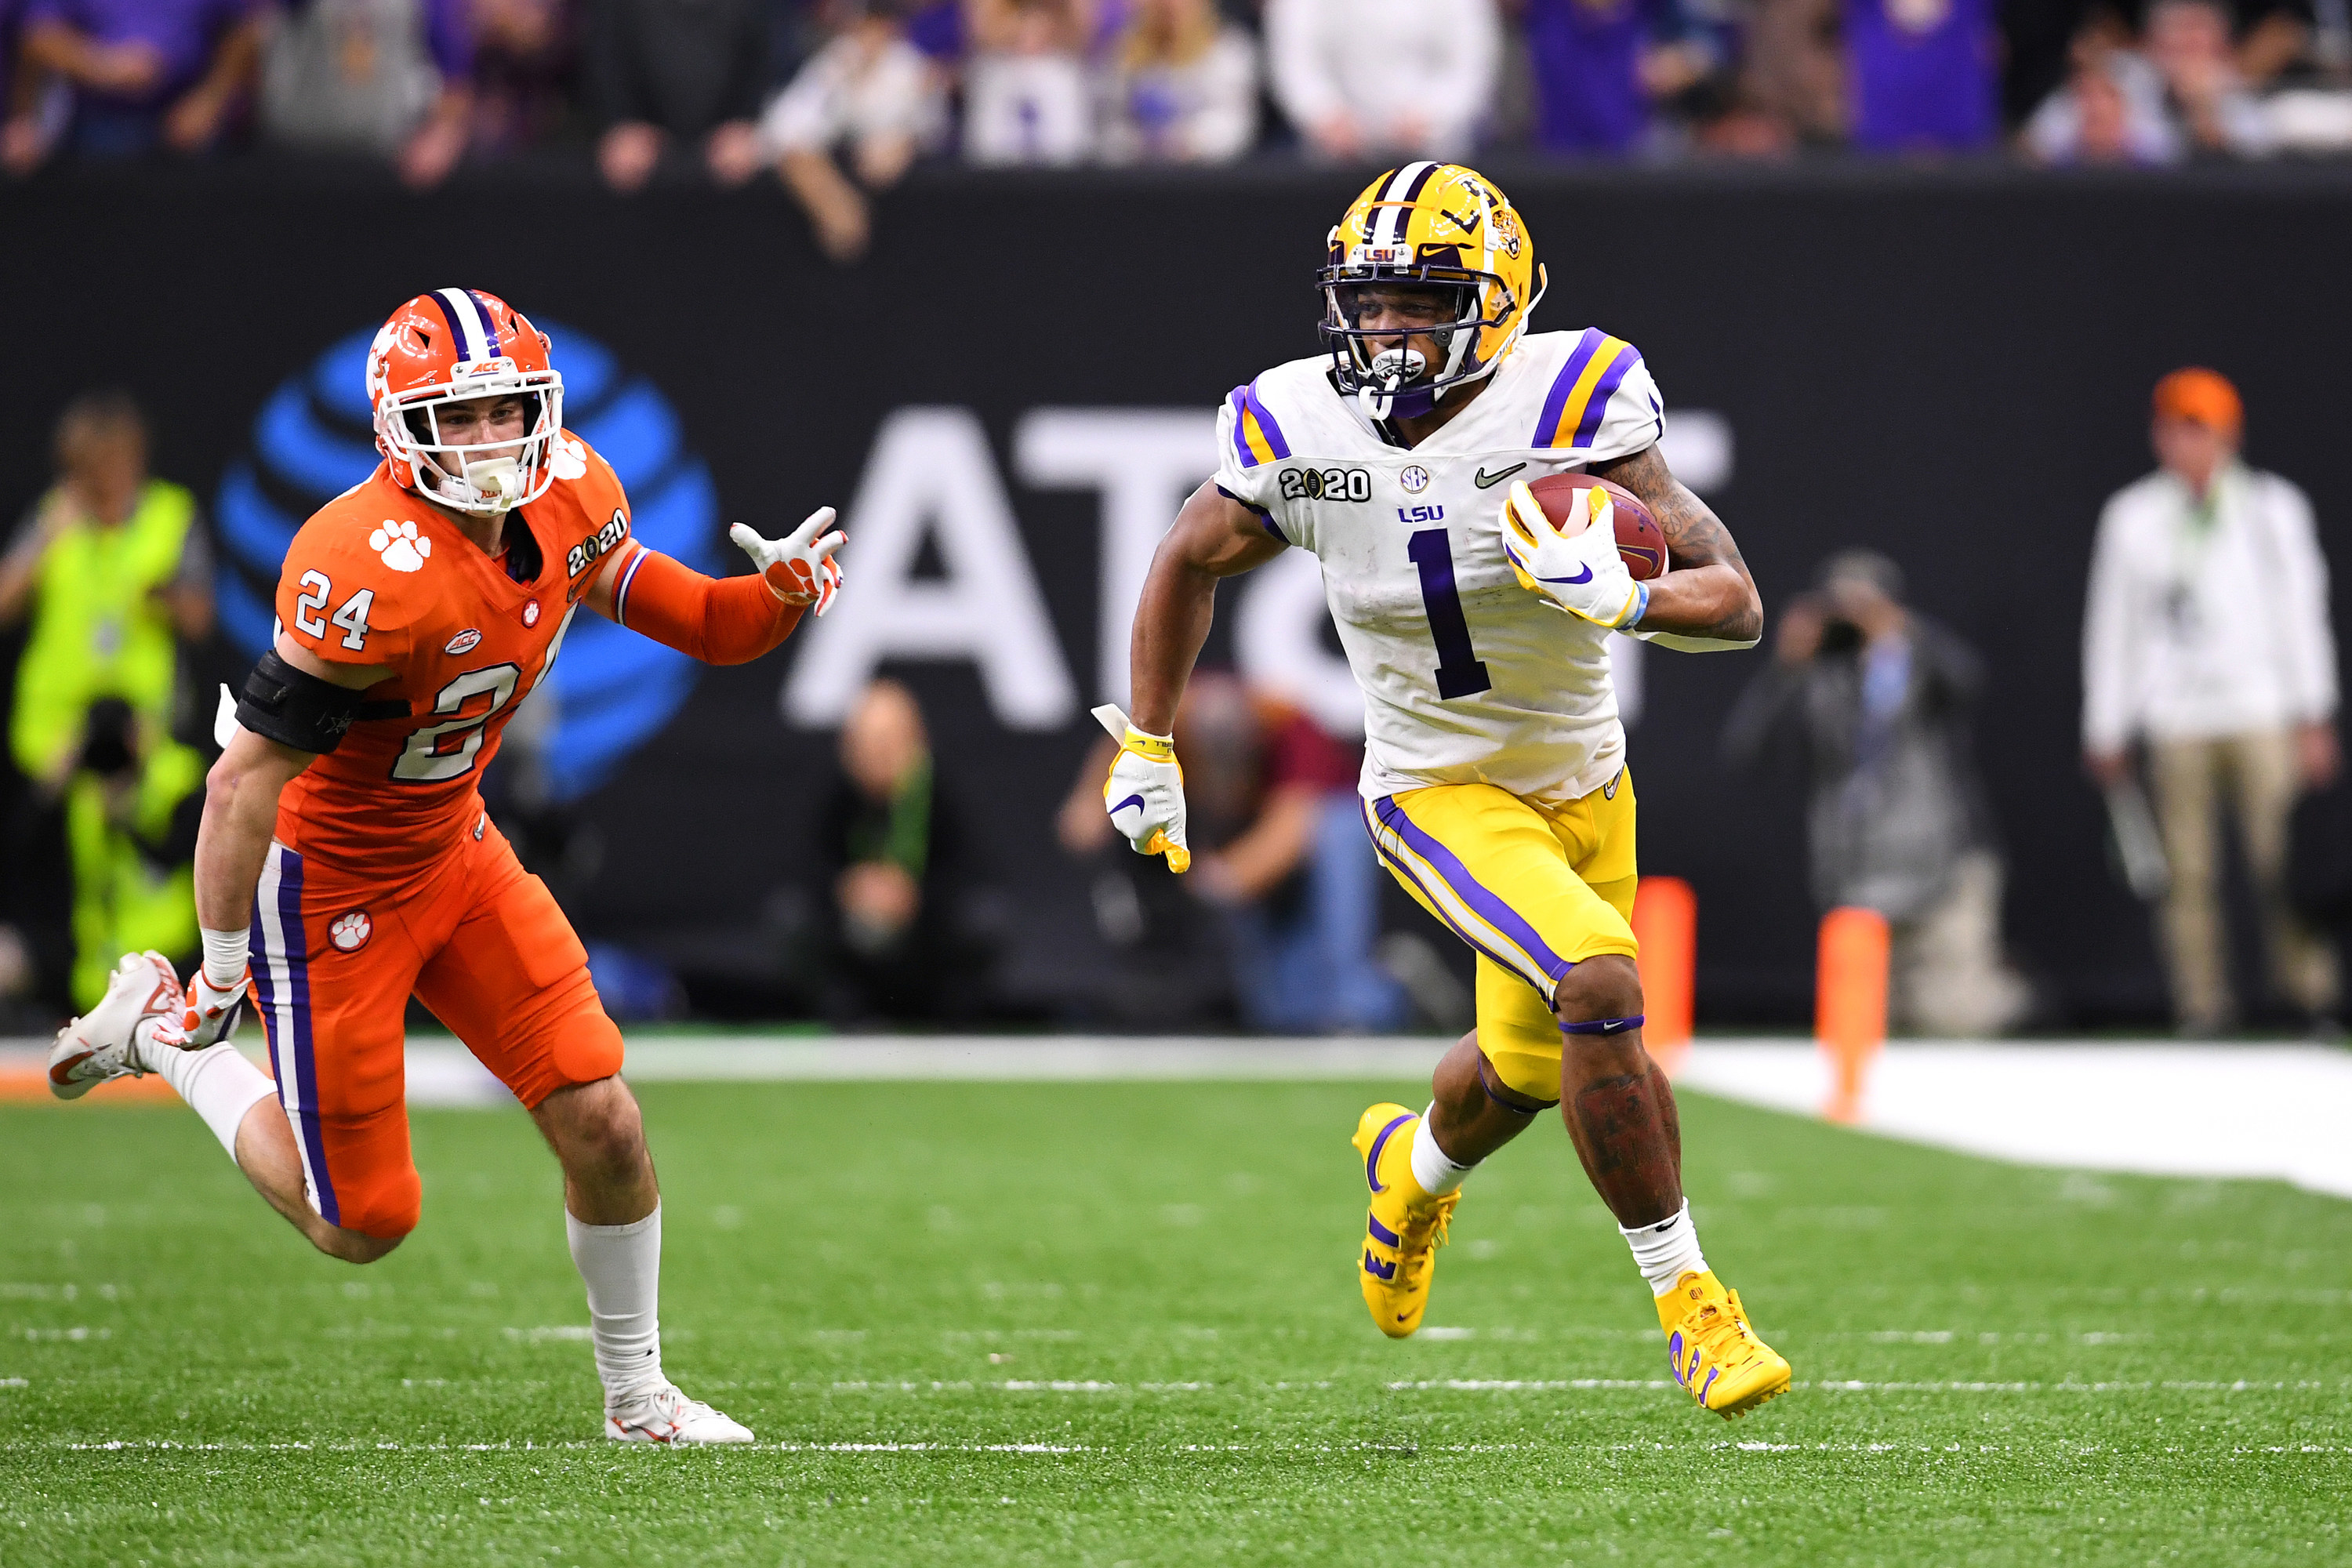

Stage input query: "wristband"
[
  {"left": 1559, "top": 1014, "right": 1646, "bottom": 1036},
  {"left": 201, "top": 926, "right": 249, "bottom": 989},
  {"left": 1121, "top": 726, "right": 1177, "bottom": 762}
]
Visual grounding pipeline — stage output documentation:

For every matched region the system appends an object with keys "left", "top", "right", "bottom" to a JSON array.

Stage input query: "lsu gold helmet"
[{"left": 1317, "top": 162, "right": 1545, "bottom": 421}]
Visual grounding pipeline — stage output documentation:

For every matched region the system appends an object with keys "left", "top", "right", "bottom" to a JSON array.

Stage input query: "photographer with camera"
[{"left": 1722, "top": 549, "right": 2031, "bottom": 1036}]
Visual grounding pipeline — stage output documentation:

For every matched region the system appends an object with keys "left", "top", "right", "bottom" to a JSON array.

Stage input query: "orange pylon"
[
  {"left": 1816, "top": 906, "right": 1889, "bottom": 1123},
  {"left": 1632, "top": 876, "right": 1696, "bottom": 1076}
]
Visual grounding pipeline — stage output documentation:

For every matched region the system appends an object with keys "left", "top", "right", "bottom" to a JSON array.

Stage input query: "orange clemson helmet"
[{"left": 366, "top": 288, "right": 565, "bottom": 517}]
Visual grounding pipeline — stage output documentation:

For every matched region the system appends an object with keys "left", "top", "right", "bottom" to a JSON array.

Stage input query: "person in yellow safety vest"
[
  {"left": 59, "top": 699, "right": 204, "bottom": 1009},
  {"left": 0, "top": 390, "right": 215, "bottom": 788}
]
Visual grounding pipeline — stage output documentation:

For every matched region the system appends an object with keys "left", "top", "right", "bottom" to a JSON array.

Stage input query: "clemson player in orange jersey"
[{"left": 45, "top": 289, "right": 844, "bottom": 1444}]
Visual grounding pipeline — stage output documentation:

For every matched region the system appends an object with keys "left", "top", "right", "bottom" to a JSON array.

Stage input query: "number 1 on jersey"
[{"left": 1406, "top": 528, "right": 1492, "bottom": 700}]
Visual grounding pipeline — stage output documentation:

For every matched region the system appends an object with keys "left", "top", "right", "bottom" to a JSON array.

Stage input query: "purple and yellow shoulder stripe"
[
  {"left": 1226, "top": 380, "right": 1292, "bottom": 469},
  {"left": 1533, "top": 329, "right": 1642, "bottom": 452}
]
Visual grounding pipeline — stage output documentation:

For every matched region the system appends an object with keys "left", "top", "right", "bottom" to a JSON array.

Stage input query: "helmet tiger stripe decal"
[{"left": 1318, "top": 165, "right": 1545, "bottom": 423}]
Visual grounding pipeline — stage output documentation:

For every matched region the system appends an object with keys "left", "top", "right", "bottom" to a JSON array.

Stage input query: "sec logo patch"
[
  {"left": 1400, "top": 465, "right": 1430, "bottom": 494},
  {"left": 330, "top": 910, "right": 372, "bottom": 953},
  {"left": 522, "top": 599, "right": 541, "bottom": 628}
]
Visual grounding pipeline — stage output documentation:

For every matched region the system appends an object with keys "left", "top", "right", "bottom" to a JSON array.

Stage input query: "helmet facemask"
[
  {"left": 1323, "top": 279, "right": 1489, "bottom": 421},
  {"left": 379, "top": 371, "right": 564, "bottom": 517},
  {"left": 1319, "top": 256, "right": 1541, "bottom": 423}
]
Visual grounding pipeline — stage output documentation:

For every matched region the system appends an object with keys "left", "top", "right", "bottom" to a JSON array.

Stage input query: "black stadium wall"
[{"left": 5, "top": 160, "right": 2351, "bottom": 1025}]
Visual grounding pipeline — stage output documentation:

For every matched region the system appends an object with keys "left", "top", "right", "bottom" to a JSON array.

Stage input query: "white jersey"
[{"left": 1214, "top": 328, "right": 1664, "bottom": 806}]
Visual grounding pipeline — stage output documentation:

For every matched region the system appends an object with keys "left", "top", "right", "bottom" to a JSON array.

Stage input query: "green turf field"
[{"left": 3, "top": 1077, "right": 2347, "bottom": 1566}]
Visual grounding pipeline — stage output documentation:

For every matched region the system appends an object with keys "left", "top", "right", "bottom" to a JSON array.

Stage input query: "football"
[{"left": 1521, "top": 471, "right": 1668, "bottom": 580}]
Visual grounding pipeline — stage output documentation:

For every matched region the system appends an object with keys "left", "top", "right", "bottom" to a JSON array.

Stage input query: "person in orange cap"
[{"left": 2082, "top": 367, "right": 2341, "bottom": 1034}]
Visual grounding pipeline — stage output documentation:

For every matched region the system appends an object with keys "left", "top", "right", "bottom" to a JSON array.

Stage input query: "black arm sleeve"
[{"left": 234, "top": 649, "right": 368, "bottom": 755}]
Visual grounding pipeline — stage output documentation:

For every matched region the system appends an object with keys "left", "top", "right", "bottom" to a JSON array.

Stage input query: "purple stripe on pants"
[
  {"left": 276, "top": 848, "right": 338, "bottom": 1229},
  {"left": 1362, "top": 797, "right": 1503, "bottom": 967},
  {"left": 1371, "top": 797, "right": 1573, "bottom": 985}
]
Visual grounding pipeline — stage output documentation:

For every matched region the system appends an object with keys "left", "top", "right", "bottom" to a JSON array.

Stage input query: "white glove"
[
  {"left": 731, "top": 506, "right": 846, "bottom": 615},
  {"left": 181, "top": 966, "right": 250, "bottom": 1047},
  {"left": 1092, "top": 703, "right": 1190, "bottom": 873},
  {"left": 1499, "top": 480, "right": 1649, "bottom": 630}
]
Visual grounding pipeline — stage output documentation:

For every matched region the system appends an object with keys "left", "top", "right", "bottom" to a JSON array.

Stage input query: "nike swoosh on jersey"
[{"left": 1473, "top": 463, "right": 1526, "bottom": 489}]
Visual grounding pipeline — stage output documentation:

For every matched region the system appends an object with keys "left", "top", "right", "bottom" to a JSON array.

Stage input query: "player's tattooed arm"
[
  {"left": 1128, "top": 480, "right": 1287, "bottom": 733},
  {"left": 1589, "top": 443, "right": 1762, "bottom": 647}
]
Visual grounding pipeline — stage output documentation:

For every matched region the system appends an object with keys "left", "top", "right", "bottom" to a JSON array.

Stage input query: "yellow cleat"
[
  {"left": 1657, "top": 1269, "right": 1792, "bottom": 1418},
  {"left": 1350, "top": 1102, "right": 1459, "bottom": 1339}
]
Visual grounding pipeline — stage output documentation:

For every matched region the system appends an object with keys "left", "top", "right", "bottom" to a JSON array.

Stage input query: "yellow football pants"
[{"left": 1362, "top": 773, "right": 1639, "bottom": 1105}]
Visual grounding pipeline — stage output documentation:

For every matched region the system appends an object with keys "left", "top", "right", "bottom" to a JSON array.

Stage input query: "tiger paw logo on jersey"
[
  {"left": 330, "top": 910, "right": 372, "bottom": 952},
  {"left": 217, "top": 320, "right": 724, "bottom": 801},
  {"left": 369, "top": 521, "right": 432, "bottom": 572}
]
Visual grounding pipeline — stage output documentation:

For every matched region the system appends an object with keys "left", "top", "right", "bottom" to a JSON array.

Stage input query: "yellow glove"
[{"left": 1499, "top": 480, "right": 1648, "bottom": 630}]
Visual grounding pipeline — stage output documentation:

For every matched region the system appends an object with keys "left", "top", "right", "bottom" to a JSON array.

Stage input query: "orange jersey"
[{"left": 273, "top": 431, "right": 637, "bottom": 877}]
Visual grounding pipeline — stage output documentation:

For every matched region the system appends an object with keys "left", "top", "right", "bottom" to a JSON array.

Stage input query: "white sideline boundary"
[
  {"left": 5, "top": 1034, "right": 2347, "bottom": 1201},
  {"left": 1669, "top": 1041, "right": 2352, "bottom": 1201}
]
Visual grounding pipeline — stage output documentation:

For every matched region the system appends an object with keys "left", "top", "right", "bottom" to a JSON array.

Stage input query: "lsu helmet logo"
[{"left": 1319, "top": 162, "right": 1546, "bottom": 422}]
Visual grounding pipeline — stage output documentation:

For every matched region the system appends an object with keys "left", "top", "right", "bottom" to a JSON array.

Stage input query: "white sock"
[
  {"left": 566, "top": 1205, "right": 666, "bottom": 1400},
  {"left": 137, "top": 1029, "right": 278, "bottom": 1161},
  {"left": 1621, "top": 1200, "right": 1709, "bottom": 1296},
  {"left": 1409, "top": 1104, "right": 1475, "bottom": 1196}
]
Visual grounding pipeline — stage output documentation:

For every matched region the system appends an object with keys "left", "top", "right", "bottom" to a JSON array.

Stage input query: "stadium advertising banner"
[{"left": 5, "top": 164, "right": 2351, "bottom": 1022}]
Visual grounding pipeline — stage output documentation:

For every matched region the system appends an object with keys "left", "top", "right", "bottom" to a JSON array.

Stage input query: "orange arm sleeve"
[{"left": 610, "top": 545, "right": 806, "bottom": 666}]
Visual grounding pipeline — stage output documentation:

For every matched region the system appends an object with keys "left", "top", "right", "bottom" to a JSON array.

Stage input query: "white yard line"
[
  {"left": 5, "top": 1034, "right": 2346, "bottom": 1200},
  {"left": 613, "top": 1036, "right": 1452, "bottom": 1084},
  {"left": 40, "top": 1437, "right": 2345, "bottom": 1457}
]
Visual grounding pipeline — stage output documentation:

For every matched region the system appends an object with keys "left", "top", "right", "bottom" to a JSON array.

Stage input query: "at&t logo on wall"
[{"left": 213, "top": 323, "right": 721, "bottom": 801}]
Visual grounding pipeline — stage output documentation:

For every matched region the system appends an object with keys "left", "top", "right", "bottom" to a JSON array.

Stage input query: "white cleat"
[
  {"left": 604, "top": 1382, "right": 754, "bottom": 1445},
  {"left": 47, "top": 951, "right": 188, "bottom": 1101}
]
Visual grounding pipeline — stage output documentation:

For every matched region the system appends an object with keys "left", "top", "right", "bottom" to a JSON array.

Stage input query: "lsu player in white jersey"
[{"left": 1101, "top": 163, "right": 1790, "bottom": 1417}]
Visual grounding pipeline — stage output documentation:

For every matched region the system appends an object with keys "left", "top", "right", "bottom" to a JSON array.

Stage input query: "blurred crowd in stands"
[{"left": 7, "top": 1, "right": 2352, "bottom": 247}]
